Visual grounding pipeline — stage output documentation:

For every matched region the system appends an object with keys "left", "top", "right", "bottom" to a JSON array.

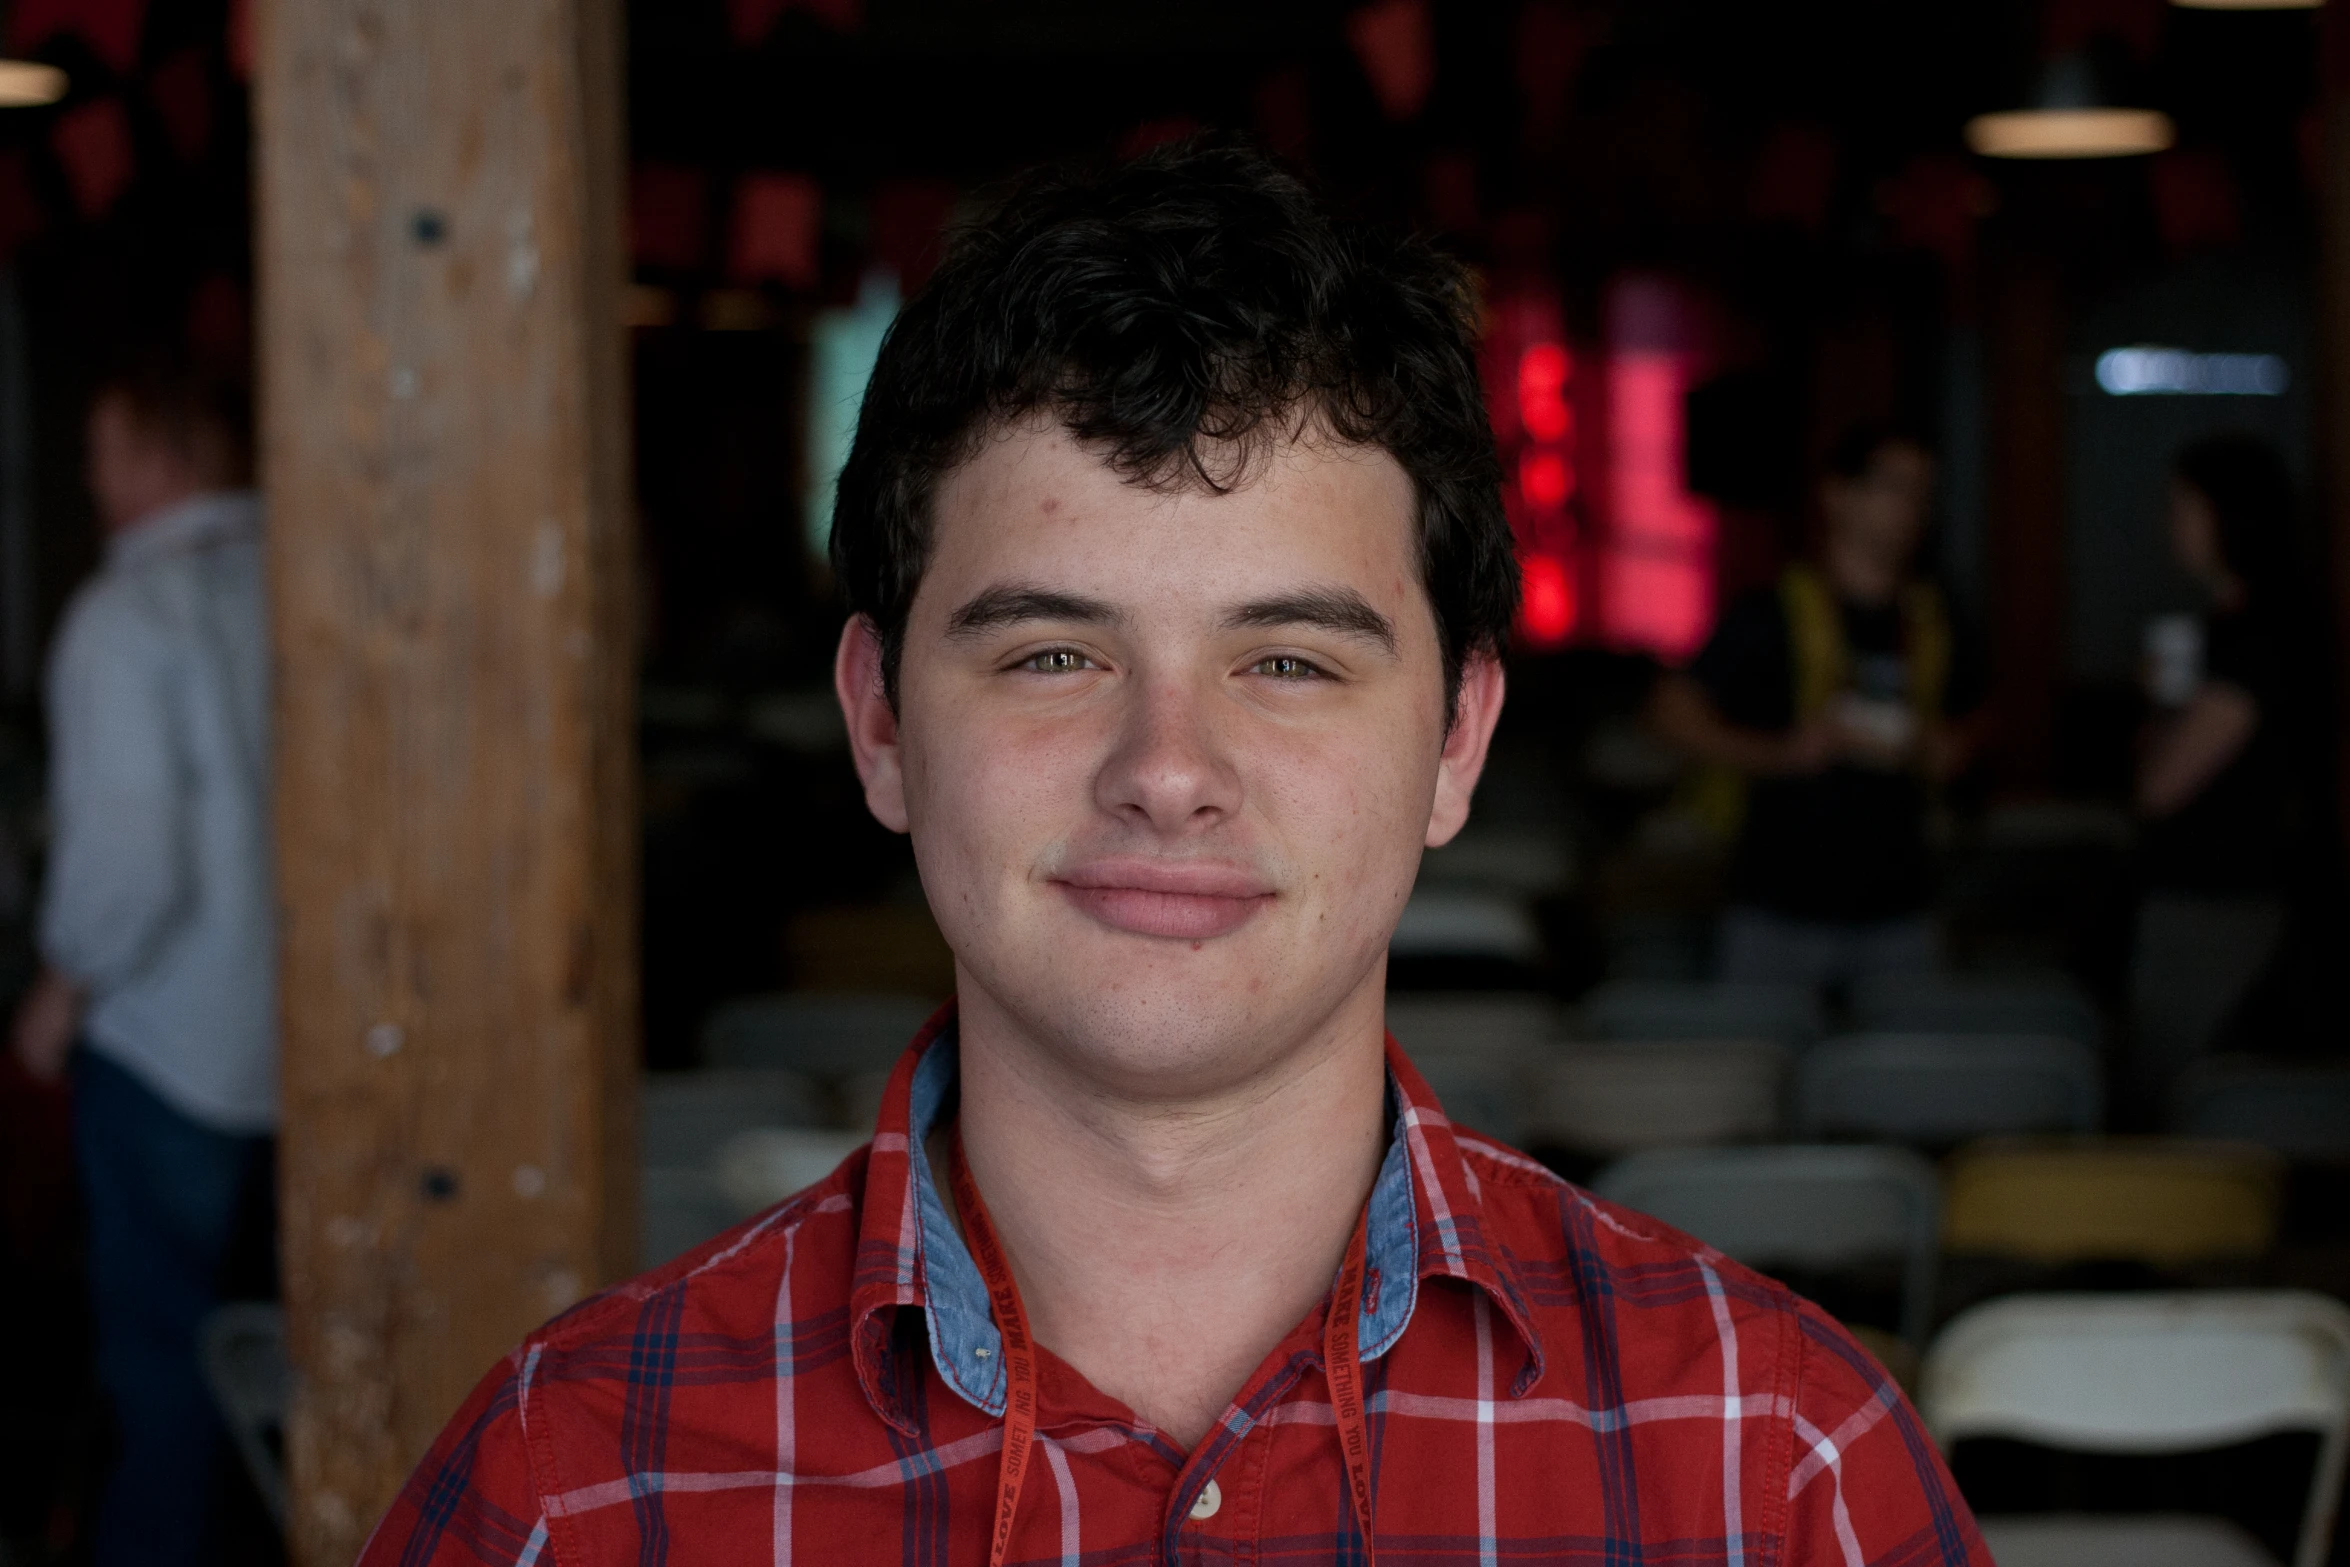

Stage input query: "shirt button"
[{"left": 1189, "top": 1479, "right": 1222, "bottom": 1521}]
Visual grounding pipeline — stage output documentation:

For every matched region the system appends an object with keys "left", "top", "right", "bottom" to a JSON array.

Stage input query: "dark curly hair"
[{"left": 830, "top": 137, "right": 1516, "bottom": 723}]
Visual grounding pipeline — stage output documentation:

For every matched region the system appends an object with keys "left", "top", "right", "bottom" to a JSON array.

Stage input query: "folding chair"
[
  {"left": 714, "top": 1126, "right": 869, "bottom": 1214},
  {"left": 1385, "top": 992, "right": 1563, "bottom": 1061},
  {"left": 1791, "top": 1033, "right": 2101, "bottom": 1145},
  {"left": 1407, "top": 1052, "right": 1529, "bottom": 1145},
  {"left": 699, "top": 991, "right": 936, "bottom": 1078},
  {"left": 1578, "top": 979, "right": 1823, "bottom": 1054},
  {"left": 1415, "top": 824, "right": 1575, "bottom": 896},
  {"left": 1594, "top": 1145, "right": 1942, "bottom": 1347},
  {"left": 1920, "top": 1291, "right": 2350, "bottom": 1567},
  {"left": 1388, "top": 889, "right": 1545, "bottom": 987},
  {"left": 199, "top": 1303, "right": 290, "bottom": 1529},
  {"left": 1850, "top": 970, "right": 2102, "bottom": 1050},
  {"left": 842, "top": 1068, "right": 894, "bottom": 1136},
  {"left": 642, "top": 1068, "right": 828, "bottom": 1167},
  {"left": 1972, "top": 1515, "right": 2278, "bottom": 1567},
  {"left": 1524, "top": 1039, "right": 1788, "bottom": 1156},
  {"left": 641, "top": 1165, "right": 743, "bottom": 1269},
  {"left": 1941, "top": 1137, "right": 2283, "bottom": 1266},
  {"left": 2175, "top": 1061, "right": 2350, "bottom": 1164}
]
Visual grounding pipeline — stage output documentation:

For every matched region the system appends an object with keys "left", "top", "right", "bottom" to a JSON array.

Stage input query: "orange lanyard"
[
  {"left": 946, "top": 1130, "right": 1040, "bottom": 1567},
  {"left": 946, "top": 1128, "right": 1380, "bottom": 1564},
  {"left": 1324, "top": 1205, "right": 1380, "bottom": 1560}
]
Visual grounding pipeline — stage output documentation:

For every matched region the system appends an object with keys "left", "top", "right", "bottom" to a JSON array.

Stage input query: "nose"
[{"left": 1092, "top": 670, "right": 1243, "bottom": 837}]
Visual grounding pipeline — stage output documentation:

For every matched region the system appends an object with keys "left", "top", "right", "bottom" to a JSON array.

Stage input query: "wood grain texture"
[{"left": 253, "top": 0, "right": 636, "bottom": 1558}]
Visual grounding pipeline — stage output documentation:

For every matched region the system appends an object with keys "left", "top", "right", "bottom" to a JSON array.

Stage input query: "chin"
[{"left": 957, "top": 913, "right": 1388, "bottom": 1100}]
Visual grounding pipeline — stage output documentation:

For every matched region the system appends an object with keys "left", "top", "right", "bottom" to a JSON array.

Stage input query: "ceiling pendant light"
[
  {"left": 1966, "top": 52, "right": 2175, "bottom": 160},
  {"left": 0, "top": 60, "right": 66, "bottom": 107}
]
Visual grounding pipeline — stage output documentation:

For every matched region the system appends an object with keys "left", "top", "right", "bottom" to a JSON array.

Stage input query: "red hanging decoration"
[
  {"left": 187, "top": 274, "right": 250, "bottom": 364},
  {"left": 871, "top": 179, "right": 956, "bottom": 292},
  {"left": 1346, "top": 0, "right": 1432, "bottom": 124},
  {"left": 226, "top": 0, "right": 251, "bottom": 80},
  {"left": 2151, "top": 148, "right": 2242, "bottom": 255},
  {"left": 148, "top": 47, "right": 214, "bottom": 164},
  {"left": 728, "top": 172, "right": 821, "bottom": 289},
  {"left": 630, "top": 164, "right": 711, "bottom": 273},
  {"left": 10, "top": 0, "right": 147, "bottom": 74},
  {"left": 1876, "top": 153, "right": 1995, "bottom": 286},
  {"left": 53, "top": 97, "right": 135, "bottom": 219},
  {"left": 0, "top": 150, "right": 45, "bottom": 262},
  {"left": 728, "top": 0, "right": 860, "bottom": 47},
  {"left": 1747, "top": 123, "right": 1840, "bottom": 236}
]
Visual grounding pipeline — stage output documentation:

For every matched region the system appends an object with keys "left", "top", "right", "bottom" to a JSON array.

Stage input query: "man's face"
[
  {"left": 837, "top": 420, "right": 1501, "bottom": 1098},
  {"left": 86, "top": 395, "right": 206, "bottom": 537},
  {"left": 1822, "top": 440, "right": 1935, "bottom": 572}
]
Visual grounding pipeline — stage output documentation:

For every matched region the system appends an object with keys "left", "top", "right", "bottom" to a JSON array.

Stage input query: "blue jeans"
[{"left": 73, "top": 1047, "right": 274, "bottom": 1567}]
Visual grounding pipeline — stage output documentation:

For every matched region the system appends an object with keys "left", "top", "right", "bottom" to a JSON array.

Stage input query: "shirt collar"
[
  {"left": 107, "top": 489, "right": 261, "bottom": 570},
  {"left": 848, "top": 1003, "right": 1545, "bottom": 1435}
]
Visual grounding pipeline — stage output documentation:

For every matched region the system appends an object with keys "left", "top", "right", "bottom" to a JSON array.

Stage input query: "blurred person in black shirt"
[
  {"left": 2132, "top": 433, "right": 2313, "bottom": 1093},
  {"left": 1654, "top": 427, "right": 1985, "bottom": 986}
]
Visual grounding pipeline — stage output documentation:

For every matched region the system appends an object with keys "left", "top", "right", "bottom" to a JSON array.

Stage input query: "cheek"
[
  {"left": 1248, "top": 718, "right": 1438, "bottom": 898},
  {"left": 897, "top": 701, "right": 1096, "bottom": 901}
]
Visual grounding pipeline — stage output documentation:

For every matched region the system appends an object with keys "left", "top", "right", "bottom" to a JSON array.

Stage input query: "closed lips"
[{"left": 1052, "top": 861, "right": 1274, "bottom": 940}]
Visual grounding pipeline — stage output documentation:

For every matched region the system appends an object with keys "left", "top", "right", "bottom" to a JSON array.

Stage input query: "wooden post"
[{"left": 254, "top": 1, "right": 637, "bottom": 1559}]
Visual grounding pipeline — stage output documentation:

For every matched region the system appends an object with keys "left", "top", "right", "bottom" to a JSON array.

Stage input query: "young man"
[
  {"left": 367, "top": 146, "right": 1987, "bottom": 1566},
  {"left": 13, "top": 354, "right": 274, "bottom": 1567},
  {"left": 1655, "top": 428, "right": 1985, "bottom": 987}
]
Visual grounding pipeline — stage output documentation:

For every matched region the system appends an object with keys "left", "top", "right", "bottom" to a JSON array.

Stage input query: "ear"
[
  {"left": 1425, "top": 655, "right": 1505, "bottom": 849},
  {"left": 834, "top": 616, "right": 910, "bottom": 834}
]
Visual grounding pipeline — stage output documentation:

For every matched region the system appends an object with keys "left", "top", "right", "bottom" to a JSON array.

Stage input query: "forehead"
[{"left": 922, "top": 420, "right": 1423, "bottom": 610}]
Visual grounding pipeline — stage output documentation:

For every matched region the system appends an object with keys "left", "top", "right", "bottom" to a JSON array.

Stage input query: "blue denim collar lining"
[{"left": 906, "top": 1027, "right": 1422, "bottom": 1419}]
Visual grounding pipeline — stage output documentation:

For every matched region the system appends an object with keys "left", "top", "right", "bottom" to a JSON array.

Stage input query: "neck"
[{"left": 945, "top": 973, "right": 1390, "bottom": 1451}]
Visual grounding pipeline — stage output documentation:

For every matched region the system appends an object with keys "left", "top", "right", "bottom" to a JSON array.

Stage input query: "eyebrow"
[
  {"left": 1221, "top": 587, "right": 1398, "bottom": 656},
  {"left": 944, "top": 585, "right": 1125, "bottom": 638}
]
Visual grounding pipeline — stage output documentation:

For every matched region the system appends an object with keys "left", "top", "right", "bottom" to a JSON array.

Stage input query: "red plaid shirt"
[{"left": 363, "top": 1015, "right": 1990, "bottom": 1566}]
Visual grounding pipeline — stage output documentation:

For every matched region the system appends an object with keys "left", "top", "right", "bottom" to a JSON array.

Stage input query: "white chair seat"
[
  {"left": 700, "top": 991, "right": 936, "bottom": 1077},
  {"left": 1594, "top": 1145, "right": 1939, "bottom": 1345},
  {"left": 1527, "top": 1039, "right": 1788, "bottom": 1154},
  {"left": 1923, "top": 1293, "right": 2350, "bottom": 1567},
  {"left": 1793, "top": 1033, "right": 2101, "bottom": 1143},
  {"left": 1388, "top": 888, "right": 1542, "bottom": 961},
  {"left": 1850, "top": 971, "right": 2102, "bottom": 1050},
  {"left": 1977, "top": 1514, "right": 2278, "bottom": 1567},
  {"left": 2175, "top": 1061, "right": 2350, "bottom": 1163},
  {"left": 643, "top": 1068, "right": 827, "bottom": 1165},
  {"left": 715, "top": 1127, "right": 868, "bottom": 1214},
  {"left": 1409, "top": 1052, "right": 1527, "bottom": 1143},
  {"left": 1578, "top": 979, "right": 1822, "bottom": 1054},
  {"left": 1386, "top": 992, "right": 1561, "bottom": 1062},
  {"left": 640, "top": 1166, "right": 741, "bottom": 1270}
]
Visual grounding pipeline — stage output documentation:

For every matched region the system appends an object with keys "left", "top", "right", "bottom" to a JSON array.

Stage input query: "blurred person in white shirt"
[{"left": 11, "top": 350, "right": 272, "bottom": 1567}]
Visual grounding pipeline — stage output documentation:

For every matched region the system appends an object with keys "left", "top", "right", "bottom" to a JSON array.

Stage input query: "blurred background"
[{"left": 0, "top": 0, "right": 2348, "bottom": 1563}]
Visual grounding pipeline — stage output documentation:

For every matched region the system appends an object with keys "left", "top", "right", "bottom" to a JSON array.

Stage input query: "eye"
[
  {"left": 1251, "top": 654, "right": 1326, "bottom": 680},
  {"left": 1020, "top": 648, "right": 1097, "bottom": 674}
]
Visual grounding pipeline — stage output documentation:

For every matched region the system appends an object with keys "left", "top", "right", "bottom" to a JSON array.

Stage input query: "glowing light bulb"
[
  {"left": 1519, "top": 448, "right": 1573, "bottom": 510},
  {"left": 1519, "top": 554, "right": 1576, "bottom": 646}
]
